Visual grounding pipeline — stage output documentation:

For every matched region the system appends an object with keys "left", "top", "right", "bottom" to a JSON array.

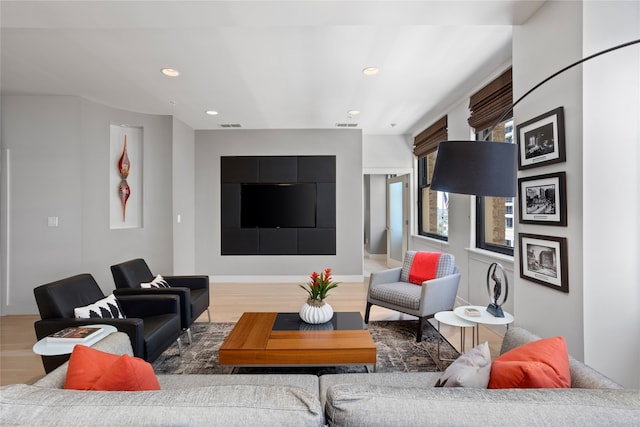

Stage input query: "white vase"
[{"left": 299, "top": 300, "right": 334, "bottom": 324}]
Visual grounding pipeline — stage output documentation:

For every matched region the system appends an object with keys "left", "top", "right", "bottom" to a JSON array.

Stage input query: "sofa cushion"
[
  {"left": 0, "top": 384, "right": 325, "bottom": 427},
  {"left": 324, "top": 384, "right": 640, "bottom": 427},
  {"left": 141, "top": 274, "right": 170, "bottom": 289},
  {"left": 368, "top": 281, "right": 422, "bottom": 310},
  {"left": 64, "top": 345, "right": 159, "bottom": 391},
  {"left": 74, "top": 294, "right": 124, "bottom": 319},
  {"left": 489, "top": 336, "right": 570, "bottom": 389},
  {"left": 435, "top": 341, "right": 492, "bottom": 388}
]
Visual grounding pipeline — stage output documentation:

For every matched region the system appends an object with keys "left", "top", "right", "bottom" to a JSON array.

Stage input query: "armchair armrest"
[
  {"left": 418, "top": 273, "right": 461, "bottom": 316},
  {"left": 114, "top": 288, "right": 191, "bottom": 329},
  {"left": 117, "top": 294, "right": 181, "bottom": 318},
  {"left": 368, "top": 267, "right": 402, "bottom": 287},
  {"left": 164, "top": 275, "right": 209, "bottom": 291}
]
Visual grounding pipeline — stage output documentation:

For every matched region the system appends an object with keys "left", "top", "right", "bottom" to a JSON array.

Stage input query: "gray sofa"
[{"left": 1, "top": 327, "right": 638, "bottom": 426}]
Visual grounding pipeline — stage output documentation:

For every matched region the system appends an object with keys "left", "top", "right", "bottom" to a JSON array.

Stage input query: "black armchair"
[
  {"left": 110, "top": 258, "right": 210, "bottom": 344},
  {"left": 33, "top": 273, "right": 183, "bottom": 373}
]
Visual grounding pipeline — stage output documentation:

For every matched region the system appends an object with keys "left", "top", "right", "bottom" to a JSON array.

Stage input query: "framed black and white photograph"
[
  {"left": 518, "top": 172, "right": 567, "bottom": 226},
  {"left": 519, "top": 233, "right": 568, "bottom": 293},
  {"left": 517, "top": 107, "right": 565, "bottom": 170}
]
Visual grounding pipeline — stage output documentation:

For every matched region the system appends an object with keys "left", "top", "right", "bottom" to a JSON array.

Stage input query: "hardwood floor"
[{"left": 0, "top": 260, "right": 505, "bottom": 386}]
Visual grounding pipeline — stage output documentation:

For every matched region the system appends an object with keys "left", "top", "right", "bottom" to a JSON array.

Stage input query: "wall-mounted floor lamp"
[{"left": 430, "top": 38, "right": 640, "bottom": 317}]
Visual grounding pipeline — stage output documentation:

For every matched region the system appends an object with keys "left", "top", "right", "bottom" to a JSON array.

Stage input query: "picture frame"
[
  {"left": 518, "top": 172, "right": 567, "bottom": 226},
  {"left": 519, "top": 233, "right": 569, "bottom": 293},
  {"left": 517, "top": 107, "right": 565, "bottom": 170}
]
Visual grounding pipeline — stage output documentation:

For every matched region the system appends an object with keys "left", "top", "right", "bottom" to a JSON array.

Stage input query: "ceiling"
[{"left": 0, "top": 1, "right": 545, "bottom": 135}]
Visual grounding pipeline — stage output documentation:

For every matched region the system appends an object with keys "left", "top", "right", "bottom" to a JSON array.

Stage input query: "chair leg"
[
  {"left": 364, "top": 302, "right": 372, "bottom": 324},
  {"left": 186, "top": 327, "right": 193, "bottom": 345},
  {"left": 417, "top": 317, "right": 424, "bottom": 342},
  {"left": 176, "top": 337, "right": 183, "bottom": 357},
  {"left": 206, "top": 308, "right": 211, "bottom": 323}
]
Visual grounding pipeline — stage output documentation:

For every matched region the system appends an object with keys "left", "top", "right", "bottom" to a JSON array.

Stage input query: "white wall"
[
  {"left": 1, "top": 95, "right": 176, "bottom": 314},
  {"left": 1, "top": 96, "right": 83, "bottom": 314},
  {"left": 512, "top": 0, "right": 585, "bottom": 359},
  {"left": 582, "top": 1, "right": 640, "bottom": 388},
  {"left": 362, "top": 134, "right": 413, "bottom": 175},
  {"left": 172, "top": 118, "right": 196, "bottom": 274},
  {"left": 194, "top": 129, "right": 363, "bottom": 281}
]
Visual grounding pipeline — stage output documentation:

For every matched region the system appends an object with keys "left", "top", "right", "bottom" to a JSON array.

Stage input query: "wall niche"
[{"left": 221, "top": 156, "right": 336, "bottom": 255}]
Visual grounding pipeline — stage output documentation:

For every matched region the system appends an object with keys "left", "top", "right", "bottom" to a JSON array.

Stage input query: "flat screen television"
[{"left": 241, "top": 183, "right": 317, "bottom": 228}]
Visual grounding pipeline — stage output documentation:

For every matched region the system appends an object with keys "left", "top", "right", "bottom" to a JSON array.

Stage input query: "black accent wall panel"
[
  {"left": 259, "top": 229, "right": 298, "bottom": 254},
  {"left": 298, "top": 229, "right": 336, "bottom": 255},
  {"left": 298, "top": 156, "right": 336, "bottom": 182},
  {"left": 259, "top": 156, "right": 298, "bottom": 182},
  {"left": 221, "top": 229, "right": 259, "bottom": 255},
  {"left": 221, "top": 184, "right": 241, "bottom": 228},
  {"left": 221, "top": 156, "right": 259, "bottom": 183},
  {"left": 316, "top": 183, "right": 336, "bottom": 228},
  {"left": 221, "top": 155, "right": 336, "bottom": 255}
]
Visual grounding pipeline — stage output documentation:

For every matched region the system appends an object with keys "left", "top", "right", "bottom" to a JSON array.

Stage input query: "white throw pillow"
[
  {"left": 435, "top": 341, "right": 492, "bottom": 388},
  {"left": 74, "top": 294, "right": 125, "bottom": 319},
  {"left": 140, "top": 274, "right": 170, "bottom": 288}
]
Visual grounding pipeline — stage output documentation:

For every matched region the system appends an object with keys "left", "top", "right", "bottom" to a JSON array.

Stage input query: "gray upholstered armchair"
[{"left": 364, "top": 251, "right": 461, "bottom": 342}]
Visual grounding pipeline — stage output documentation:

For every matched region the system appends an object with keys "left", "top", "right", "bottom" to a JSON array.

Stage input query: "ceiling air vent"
[
  {"left": 220, "top": 123, "right": 242, "bottom": 128},
  {"left": 335, "top": 123, "right": 358, "bottom": 128}
]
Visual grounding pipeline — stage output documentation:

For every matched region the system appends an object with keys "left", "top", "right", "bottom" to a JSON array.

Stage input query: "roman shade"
[
  {"left": 468, "top": 68, "right": 512, "bottom": 132},
  {"left": 413, "top": 115, "right": 448, "bottom": 158}
]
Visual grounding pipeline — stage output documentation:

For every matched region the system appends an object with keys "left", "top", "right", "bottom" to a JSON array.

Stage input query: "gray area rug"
[{"left": 153, "top": 320, "right": 459, "bottom": 375}]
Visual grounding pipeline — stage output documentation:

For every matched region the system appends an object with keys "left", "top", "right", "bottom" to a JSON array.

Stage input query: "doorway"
[{"left": 387, "top": 174, "right": 409, "bottom": 267}]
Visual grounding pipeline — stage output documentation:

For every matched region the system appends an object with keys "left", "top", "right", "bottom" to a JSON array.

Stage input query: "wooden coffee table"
[{"left": 219, "top": 312, "right": 377, "bottom": 370}]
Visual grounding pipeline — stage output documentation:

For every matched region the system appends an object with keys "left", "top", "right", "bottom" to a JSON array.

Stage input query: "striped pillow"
[
  {"left": 140, "top": 274, "right": 170, "bottom": 288},
  {"left": 74, "top": 294, "right": 125, "bottom": 319}
]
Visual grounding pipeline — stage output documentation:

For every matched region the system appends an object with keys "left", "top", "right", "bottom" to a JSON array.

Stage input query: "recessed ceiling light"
[
  {"left": 362, "top": 67, "right": 380, "bottom": 76},
  {"left": 161, "top": 68, "right": 180, "bottom": 77},
  {"left": 205, "top": 110, "right": 219, "bottom": 116},
  {"left": 348, "top": 109, "right": 361, "bottom": 116}
]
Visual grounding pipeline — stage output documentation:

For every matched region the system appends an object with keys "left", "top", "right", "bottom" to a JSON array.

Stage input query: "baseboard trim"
[{"left": 210, "top": 275, "right": 365, "bottom": 283}]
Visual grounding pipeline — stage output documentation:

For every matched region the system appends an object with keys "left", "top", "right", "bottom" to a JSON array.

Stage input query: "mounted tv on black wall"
[
  {"left": 241, "top": 183, "right": 317, "bottom": 228},
  {"left": 221, "top": 155, "right": 336, "bottom": 255}
]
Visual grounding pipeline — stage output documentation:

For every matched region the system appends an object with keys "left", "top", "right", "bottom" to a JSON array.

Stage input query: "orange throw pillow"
[
  {"left": 91, "top": 354, "right": 160, "bottom": 391},
  {"left": 488, "top": 336, "right": 571, "bottom": 389},
  {"left": 64, "top": 345, "right": 120, "bottom": 390},
  {"left": 64, "top": 344, "right": 159, "bottom": 391}
]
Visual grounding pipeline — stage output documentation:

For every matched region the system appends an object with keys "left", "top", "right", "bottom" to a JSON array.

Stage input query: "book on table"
[
  {"left": 46, "top": 326, "right": 104, "bottom": 343},
  {"left": 464, "top": 307, "right": 481, "bottom": 317}
]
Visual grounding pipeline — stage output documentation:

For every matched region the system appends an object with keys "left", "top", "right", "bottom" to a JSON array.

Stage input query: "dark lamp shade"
[{"left": 430, "top": 141, "right": 518, "bottom": 197}]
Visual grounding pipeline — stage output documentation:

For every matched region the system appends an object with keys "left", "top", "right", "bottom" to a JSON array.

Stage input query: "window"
[
  {"left": 468, "top": 68, "right": 514, "bottom": 256},
  {"left": 475, "top": 118, "right": 515, "bottom": 255},
  {"left": 418, "top": 155, "right": 448, "bottom": 239},
  {"left": 414, "top": 116, "right": 448, "bottom": 240}
]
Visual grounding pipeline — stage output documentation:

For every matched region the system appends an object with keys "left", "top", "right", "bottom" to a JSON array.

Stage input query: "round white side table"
[
  {"left": 33, "top": 324, "right": 117, "bottom": 356},
  {"left": 454, "top": 305, "right": 514, "bottom": 345},
  {"left": 434, "top": 311, "right": 476, "bottom": 361}
]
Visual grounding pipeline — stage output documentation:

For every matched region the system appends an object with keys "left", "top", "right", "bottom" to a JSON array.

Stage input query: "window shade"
[
  {"left": 413, "top": 115, "right": 448, "bottom": 158},
  {"left": 468, "top": 68, "right": 512, "bottom": 132}
]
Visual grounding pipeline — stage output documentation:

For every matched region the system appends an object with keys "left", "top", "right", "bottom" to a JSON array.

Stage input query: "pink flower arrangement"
[{"left": 299, "top": 268, "right": 339, "bottom": 302}]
